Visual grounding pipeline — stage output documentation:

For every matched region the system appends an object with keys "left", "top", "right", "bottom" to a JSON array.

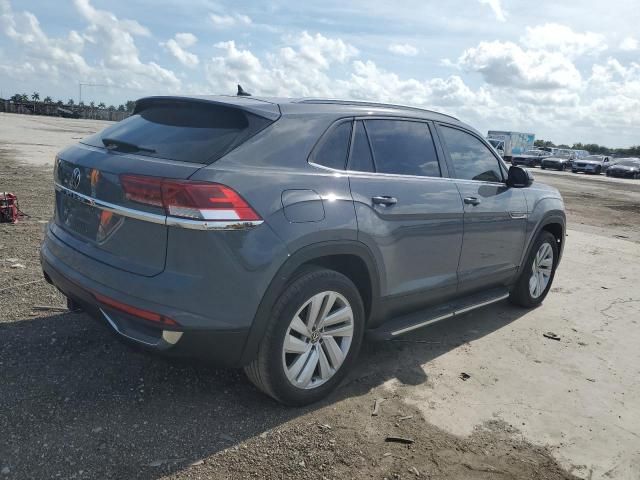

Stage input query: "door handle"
[
  {"left": 372, "top": 196, "right": 397, "bottom": 206},
  {"left": 463, "top": 196, "right": 481, "bottom": 206}
]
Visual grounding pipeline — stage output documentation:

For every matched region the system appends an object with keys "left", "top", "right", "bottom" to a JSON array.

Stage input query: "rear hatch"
[{"left": 52, "top": 96, "right": 278, "bottom": 276}]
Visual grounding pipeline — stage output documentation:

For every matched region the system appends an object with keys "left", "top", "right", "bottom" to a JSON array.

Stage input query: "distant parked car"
[
  {"left": 541, "top": 153, "right": 574, "bottom": 171},
  {"left": 606, "top": 158, "right": 640, "bottom": 179},
  {"left": 512, "top": 150, "right": 549, "bottom": 168},
  {"left": 572, "top": 155, "right": 611, "bottom": 174}
]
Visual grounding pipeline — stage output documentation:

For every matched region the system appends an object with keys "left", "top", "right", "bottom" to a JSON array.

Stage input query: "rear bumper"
[{"left": 41, "top": 231, "right": 254, "bottom": 367}]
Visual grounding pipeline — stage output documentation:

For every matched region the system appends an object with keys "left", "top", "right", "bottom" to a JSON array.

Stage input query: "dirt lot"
[{"left": 1, "top": 113, "right": 639, "bottom": 479}]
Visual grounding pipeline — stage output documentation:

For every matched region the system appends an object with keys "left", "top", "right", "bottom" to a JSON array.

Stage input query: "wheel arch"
[
  {"left": 238, "top": 240, "right": 381, "bottom": 366},
  {"left": 520, "top": 213, "right": 566, "bottom": 269}
]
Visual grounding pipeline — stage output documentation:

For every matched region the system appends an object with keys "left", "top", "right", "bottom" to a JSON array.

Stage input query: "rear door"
[
  {"left": 53, "top": 98, "right": 275, "bottom": 276},
  {"left": 436, "top": 124, "right": 527, "bottom": 293},
  {"left": 348, "top": 118, "right": 464, "bottom": 309}
]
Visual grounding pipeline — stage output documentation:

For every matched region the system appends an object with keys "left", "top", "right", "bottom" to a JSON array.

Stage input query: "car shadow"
[{"left": 0, "top": 301, "right": 529, "bottom": 479}]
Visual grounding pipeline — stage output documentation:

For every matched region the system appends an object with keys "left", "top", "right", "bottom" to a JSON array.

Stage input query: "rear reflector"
[
  {"left": 94, "top": 292, "right": 178, "bottom": 327},
  {"left": 120, "top": 175, "right": 261, "bottom": 222}
]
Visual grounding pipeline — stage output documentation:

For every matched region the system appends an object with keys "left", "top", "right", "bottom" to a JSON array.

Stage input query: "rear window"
[
  {"left": 348, "top": 121, "right": 375, "bottom": 172},
  {"left": 364, "top": 120, "right": 440, "bottom": 177},
  {"left": 81, "top": 101, "right": 272, "bottom": 163}
]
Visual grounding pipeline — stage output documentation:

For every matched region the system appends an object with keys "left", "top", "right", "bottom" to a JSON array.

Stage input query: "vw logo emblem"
[{"left": 71, "top": 168, "right": 81, "bottom": 190}]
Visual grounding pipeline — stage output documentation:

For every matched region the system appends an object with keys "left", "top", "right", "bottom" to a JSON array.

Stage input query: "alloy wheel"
[
  {"left": 282, "top": 291, "right": 354, "bottom": 389},
  {"left": 529, "top": 242, "right": 554, "bottom": 299}
]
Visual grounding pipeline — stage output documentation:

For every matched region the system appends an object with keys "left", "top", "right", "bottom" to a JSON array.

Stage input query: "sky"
[{"left": 1, "top": 0, "right": 639, "bottom": 147}]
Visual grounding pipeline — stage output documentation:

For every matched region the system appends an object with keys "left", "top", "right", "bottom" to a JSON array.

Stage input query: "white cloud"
[
  {"left": 457, "top": 40, "right": 582, "bottom": 90},
  {"left": 388, "top": 43, "right": 419, "bottom": 57},
  {"left": 162, "top": 33, "right": 198, "bottom": 67},
  {"left": 209, "top": 13, "right": 252, "bottom": 28},
  {"left": 73, "top": 0, "right": 180, "bottom": 89},
  {"left": 478, "top": 0, "right": 506, "bottom": 22},
  {"left": 0, "top": 0, "right": 90, "bottom": 78},
  {"left": 521, "top": 23, "right": 606, "bottom": 57},
  {"left": 174, "top": 32, "right": 197, "bottom": 48},
  {"left": 204, "top": 32, "right": 490, "bottom": 116},
  {"left": 619, "top": 36, "right": 638, "bottom": 51}
]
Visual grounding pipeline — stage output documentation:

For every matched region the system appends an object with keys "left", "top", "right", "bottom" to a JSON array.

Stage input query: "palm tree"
[
  {"left": 43, "top": 96, "right": 52, "bottom": 103},
  {"left": 98, "top": 102, "right": 106, "bottom": 109},
  {"left": 117, "top": 104, "right": 125, "bottom": 112},
  {"left": 67, "top": 99, "right": 75, "bottom": 106},
  {"left": 31, "top": 92, "right": 40, "bottom": 101},
  {"left": 21, "top": 94, "right": 29, "bottom": 102}
]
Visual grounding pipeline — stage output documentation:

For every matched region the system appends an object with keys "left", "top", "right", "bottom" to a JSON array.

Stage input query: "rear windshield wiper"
[{"left": 101, "top": 137, "right": 156, "bottom": 154}]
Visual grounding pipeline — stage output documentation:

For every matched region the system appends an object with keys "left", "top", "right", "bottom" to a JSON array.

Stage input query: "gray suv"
[{"left": 41, "top": 95, "right": 565, "bottom": 405}]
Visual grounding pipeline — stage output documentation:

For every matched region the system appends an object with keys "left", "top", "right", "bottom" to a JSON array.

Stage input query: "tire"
[
  {"left": 596, "top": 167, "right": 602, "bottom": 175},
  {"left": 541, "top": 166, "right": 546, "bottom": 170},
  {"left": 572, "top": 169, "right": 577, "bottom": 173},
  {"left": 510, "top": 231, "right": 559, "bottom": 308},
  {"left": 244, "top": 267, "right": 365, "bottom": 406}
]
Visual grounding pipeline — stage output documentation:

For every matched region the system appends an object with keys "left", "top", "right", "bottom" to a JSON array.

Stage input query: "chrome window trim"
[
  {"left": 54, "top": 182, "right": 263, "bottom": 231},
  {"left": 309, "top": 161, "right": 453, "bottom": 182}
]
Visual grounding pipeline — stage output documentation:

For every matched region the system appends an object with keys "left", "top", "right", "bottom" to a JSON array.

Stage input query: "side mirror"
[{"left": 507, "top": 165, "right": 533, "bottom": 188}]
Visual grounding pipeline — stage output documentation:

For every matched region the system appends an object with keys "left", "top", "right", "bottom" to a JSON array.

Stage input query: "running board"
[{"left": 368, "top": 288, "right": 510, "bottom": 340}]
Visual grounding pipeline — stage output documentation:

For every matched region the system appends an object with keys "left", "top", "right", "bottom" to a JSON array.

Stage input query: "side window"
[
  {"left": 440, "top": 126, "right": 503, "bottom": 182},
  {"left": 347, "top": 121, "right": 375, "bottom": 172},
  {"left": 364, "top": 120, "right": 440, "bottom": 177},
  {"left": 310, "top": 121, "right": 352, "bottom": 170}
]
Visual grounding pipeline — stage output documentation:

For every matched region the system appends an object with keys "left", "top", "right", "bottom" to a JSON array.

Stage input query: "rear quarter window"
[
  {"left": 81, "top": 101, "right": 272, "bottom": 164},
  {"left": 309, "top": 121, "right": 353, "bottom": 170}
]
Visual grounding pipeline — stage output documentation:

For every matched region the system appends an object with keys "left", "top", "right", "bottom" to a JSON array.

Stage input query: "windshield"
[
  {"left": 583, "top": 155, "right": 603, "bottom": 161},
  {"left": 616, "top": 160, "right": 640, "bottom": 166},
  {"left": 524, "top": 150, "right": 541, "bottom": 155}
]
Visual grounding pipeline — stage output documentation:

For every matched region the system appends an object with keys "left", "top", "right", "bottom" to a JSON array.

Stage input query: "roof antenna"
[{"left": 237, "top": 84, "right": 251, "bottom": 97}]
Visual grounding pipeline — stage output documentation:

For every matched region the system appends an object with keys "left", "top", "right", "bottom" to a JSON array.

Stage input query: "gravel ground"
[
  {"left": 0, "top": 151, "right": 577, "bottom": 480},
  {"left": 3, "top": 114, "right": 638, "bottom": 479}
]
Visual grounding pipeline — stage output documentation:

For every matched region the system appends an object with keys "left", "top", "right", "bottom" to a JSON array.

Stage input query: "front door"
[{"left": 436, "top": 124, "right": 528, "bottom": 293}]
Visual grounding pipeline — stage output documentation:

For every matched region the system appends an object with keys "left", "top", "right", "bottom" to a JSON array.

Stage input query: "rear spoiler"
[{"left": 133, "top": 95, "right": 281, "bottom": 121}]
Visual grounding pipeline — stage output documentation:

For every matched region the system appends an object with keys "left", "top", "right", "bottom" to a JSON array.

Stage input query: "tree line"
[
  {"left": 534, "top": 139, "right": 640, "bottom": 157},
  {"left": 6, "top": 92, "right": 135, "bottom": 113}
]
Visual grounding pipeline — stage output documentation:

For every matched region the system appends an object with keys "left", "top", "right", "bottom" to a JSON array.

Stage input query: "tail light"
[{"left": 120, "top": 175, "right": 261, "bottom": 222}]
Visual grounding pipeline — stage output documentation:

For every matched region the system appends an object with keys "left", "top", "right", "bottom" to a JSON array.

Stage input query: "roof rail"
[{"left": 296, "top": 98, "right": 459, "bottom": 121}]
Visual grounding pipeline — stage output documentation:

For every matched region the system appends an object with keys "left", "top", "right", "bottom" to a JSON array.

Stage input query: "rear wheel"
[
  {"left": 510, "top": 231, "right": 558, "bottom": 308},
  {"left": 244, "top": 267, "right": 364, "bottom": 405},
  {"left": 596, "top": 166, "right": 602, "bottom": 175}
]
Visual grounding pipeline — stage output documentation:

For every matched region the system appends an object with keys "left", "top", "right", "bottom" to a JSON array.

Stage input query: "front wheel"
[
  {"left": 244, "top": 267, "right": 364, "bottom": 405},
  {"left": 510, "top": 231, "right": 559, "bottom": 308}
]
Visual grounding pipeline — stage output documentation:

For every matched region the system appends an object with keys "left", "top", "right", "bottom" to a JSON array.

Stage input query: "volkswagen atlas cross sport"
[{"left": 41, "top": 95, "right": 566, "bottom": 405}]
